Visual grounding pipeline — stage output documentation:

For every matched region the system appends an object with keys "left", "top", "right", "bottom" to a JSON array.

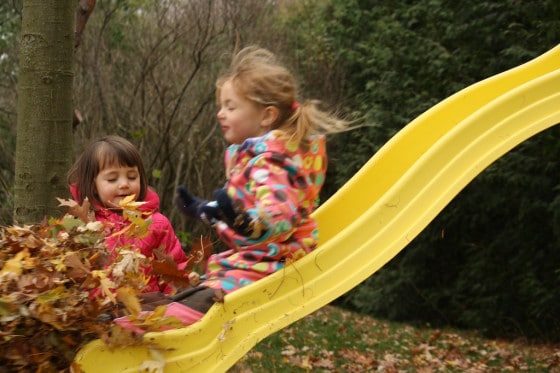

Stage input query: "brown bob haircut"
[{"left": 67, "top": 135, "right": 148, "bottom": 206}]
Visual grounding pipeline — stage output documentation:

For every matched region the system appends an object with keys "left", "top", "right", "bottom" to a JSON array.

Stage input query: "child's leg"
[
  {"left": 171, "top": 285, "right": 216, "bottom": 313},
  {"left": 137, "top": 285, "right": 215, "bottom": 312},
  {"left": 138, "top": 291, "right": 174, "bottom": 311},
  {"left": 114, "top": 302, "right": 205, "bottom": 333},
  {"left": 113, "top": 286, "right": 216, "bottom": 333}
]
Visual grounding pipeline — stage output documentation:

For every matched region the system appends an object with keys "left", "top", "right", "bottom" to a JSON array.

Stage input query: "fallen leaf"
[
  {"left": 58, "top": 197, "right": 94, "bottom": 223},
  {"left": 116, "top": 286, "right": 142, "bottom": 316},
  {"left": 152, "top": 249, "right": 191, "bottom": 288}
]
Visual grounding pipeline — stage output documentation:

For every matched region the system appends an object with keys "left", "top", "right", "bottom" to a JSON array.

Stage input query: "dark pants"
[{"left": 139, "top": 286, "right": 216, "bottom": 313}]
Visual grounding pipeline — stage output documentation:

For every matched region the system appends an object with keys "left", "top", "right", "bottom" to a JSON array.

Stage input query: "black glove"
[
  {"left": 175, "top": 185, "right": 207, "bottom": 219},
  {"left": 199, "top": 188, "right": 256, "bottom": 237}
]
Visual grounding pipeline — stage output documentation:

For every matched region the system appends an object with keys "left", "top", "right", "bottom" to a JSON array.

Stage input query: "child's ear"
[{"left": 260, "top": 106, "right": 279, "bottom": 128}]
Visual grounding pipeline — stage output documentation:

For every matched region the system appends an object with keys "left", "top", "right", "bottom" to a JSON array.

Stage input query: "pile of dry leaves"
[{"left": 0, "top": 197, "right": 203, "bottom": 372}]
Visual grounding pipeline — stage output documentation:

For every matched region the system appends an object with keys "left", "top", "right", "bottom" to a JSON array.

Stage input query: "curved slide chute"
[{"left": 75, "top": 45, "right": 560, "bottom": 372}]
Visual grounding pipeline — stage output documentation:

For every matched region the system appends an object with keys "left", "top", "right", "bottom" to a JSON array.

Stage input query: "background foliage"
[
  {"left": 0, "top": 0, "right": 558, "bottom": 341},
  {"left": 300, "top": 0, "right": 560, "bottom": 341},
  {"left": 0, "top": 2, "right": 19, "bottom": 225}
]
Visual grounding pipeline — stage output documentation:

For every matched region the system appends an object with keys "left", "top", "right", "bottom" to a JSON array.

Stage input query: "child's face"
[
  {"left": 217, "top": 80, "right": 270, "bottom": 144},
  {"left": 94, "top": 164, "right": 141, "bottom": 208}
]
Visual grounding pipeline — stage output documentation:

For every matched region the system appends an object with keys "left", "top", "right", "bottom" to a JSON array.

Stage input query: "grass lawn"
[{"left": 230, "top": 305, "right": 559, "bottom": 372}]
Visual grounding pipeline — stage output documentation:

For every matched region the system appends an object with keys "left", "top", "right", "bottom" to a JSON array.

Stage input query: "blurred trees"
[
  {"left": 71, "top": 0, "right": 278, "bottom": 239},
  {"left": 0, "top": 3, "right": 19, "bottom": 224},
  {"left": 297, "top": 0, "right": 560, "bottom": 341}
]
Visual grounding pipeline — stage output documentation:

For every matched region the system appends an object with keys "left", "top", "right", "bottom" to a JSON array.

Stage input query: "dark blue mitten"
[
  {"left": 175, "top": 185, "right": 207, "bottom": 219},
  {"left": 200, "top": 188, "right": 256, "bottom": 237}
]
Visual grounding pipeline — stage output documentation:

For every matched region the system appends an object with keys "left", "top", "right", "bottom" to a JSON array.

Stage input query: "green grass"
[{"left": 229, "top": 305, "right": 559, "bottom": 372}]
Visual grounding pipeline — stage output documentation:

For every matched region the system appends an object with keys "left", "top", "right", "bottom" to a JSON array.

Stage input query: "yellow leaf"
[
  {"left": 116, "top": 286, "right": 142, "bottom": 316},
  {"left": 118, "top": 194, "right": 146, "bottom": 210},
  {"left": 0, "top": 250, "right": 29, "bottom": 280},
  {"left": 50, "top": 257, "right": 67, "bottom": 272},
  {"left": 36, "top": 286, "right": 69, "bottom": 304},
  {"left": 92, "top": 270, "right": 117, "bottom": 303}
]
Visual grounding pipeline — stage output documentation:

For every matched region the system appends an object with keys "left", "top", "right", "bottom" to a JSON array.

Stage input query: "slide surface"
[{"left": 74, "top": 45, "right": 560, "bottom": 372}]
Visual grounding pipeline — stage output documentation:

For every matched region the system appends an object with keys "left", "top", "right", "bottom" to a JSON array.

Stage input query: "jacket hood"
[{"left": 231, "top": 130, "right": 326, "bottom": 168}]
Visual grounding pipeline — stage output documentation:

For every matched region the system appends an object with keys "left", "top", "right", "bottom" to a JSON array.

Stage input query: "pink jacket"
[{"left": 70, "top": 185, "right": 187, "bottom": 293}]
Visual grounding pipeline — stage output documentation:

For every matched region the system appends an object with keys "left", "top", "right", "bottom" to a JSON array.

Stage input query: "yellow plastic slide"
[{"left": 75, "top": 45, "right": 560, "bottom": 372}]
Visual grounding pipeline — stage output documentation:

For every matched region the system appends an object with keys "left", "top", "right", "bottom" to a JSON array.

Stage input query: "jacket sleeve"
[
  {"left": 142, "top": 214, "right": 186, "bottom": 260},
  {"left": 215, "top": 152, "right": 303, "bottom": 248}
]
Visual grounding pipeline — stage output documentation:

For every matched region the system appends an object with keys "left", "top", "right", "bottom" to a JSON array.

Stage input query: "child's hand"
[
  {"left": 175, "top": 185, "right": 207, "bottom": 219},
  {"left": 200, "top": 189, "right": 256, "bottom": 237}
]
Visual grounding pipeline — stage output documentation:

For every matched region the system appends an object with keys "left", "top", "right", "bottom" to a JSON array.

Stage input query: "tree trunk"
[{"left": 14, "top": 0, "right": 75, "bottom": 224}]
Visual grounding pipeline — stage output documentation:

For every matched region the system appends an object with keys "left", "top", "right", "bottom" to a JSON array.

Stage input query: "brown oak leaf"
[
  {"left": 57, "top": 197, "right": 94, "bottom": 223},
  {"left": 152, "top": 249, "right": 191, "bottom": 288}
]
